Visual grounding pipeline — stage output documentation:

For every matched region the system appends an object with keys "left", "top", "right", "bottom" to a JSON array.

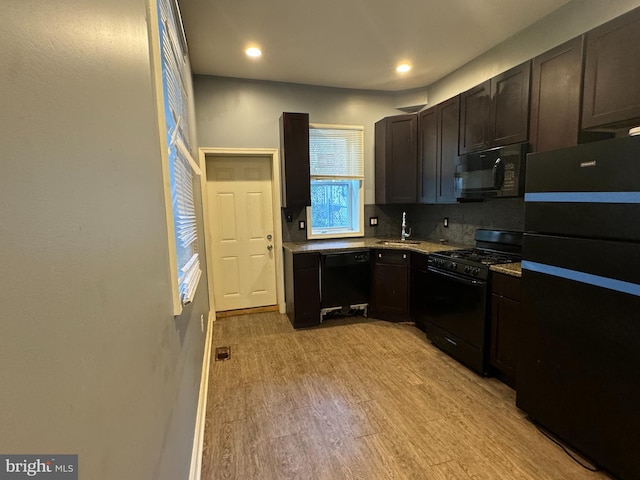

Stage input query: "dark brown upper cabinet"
[
  {"left": 530, "top": 37, "right": 585, "bottom": 153},
  {"left": 279, "top": 112, "right": 310, "bottom": 208},
  {"left": 530, "top": 36, "right": 613, "bottom": 153},
  {"left": 418, "top": 108, "right": 437, "bottom": 204},
  {"left": 459, "top": 81, "right": 491, "bottom": 155},
  {"left": 459, "top": 62, "right": 531, "bottom": 155},
  {"left": 491, "top": 61, "right": 531, "bottom": 147},
  {"left": 418, "top": 96, "right": 459, "bottom": 204},
  {"left": 582, "top": 6, "right": 640, "bottom": 130},
  {"left": 375, "top": 114, "right": 418, "bottom": 204}
]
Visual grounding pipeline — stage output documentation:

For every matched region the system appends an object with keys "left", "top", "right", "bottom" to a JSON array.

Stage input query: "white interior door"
[{"left": 206, "top": 156, "right": 277, "bottom": 311}]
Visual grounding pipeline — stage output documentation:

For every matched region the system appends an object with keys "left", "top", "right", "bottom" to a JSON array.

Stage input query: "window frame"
[
  {"left": 149, "top": 0, "right": 202, "bottom": 315},
  {"left": 306, "top": 123, "right": 365, "bottom": 240}
]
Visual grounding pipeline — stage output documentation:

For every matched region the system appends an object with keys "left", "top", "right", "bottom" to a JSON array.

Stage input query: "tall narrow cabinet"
[
  {"left": 280, "top": 112, "right": 311, "bottom": 208},
  {"left": 375, "top": 114, "right": 418, "bottom": 204},
  {"left": 418, "top": 96, "right": 459, "bottom": 204}
]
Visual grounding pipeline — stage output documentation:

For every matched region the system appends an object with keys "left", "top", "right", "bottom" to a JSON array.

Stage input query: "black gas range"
[
  {"left": 423, "top": 229, "right": 522, "bottom": 375},
  {"left": 429, "top": 230, "right": 522, "bottom": 281}
]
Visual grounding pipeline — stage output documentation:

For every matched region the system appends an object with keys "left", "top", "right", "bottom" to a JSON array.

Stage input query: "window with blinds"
[
  {"left": 157, "top": 0, "right": 202, "bottom": 309},
  {"left": 306, "top": 124, "right": 364, "bottom": 239}
]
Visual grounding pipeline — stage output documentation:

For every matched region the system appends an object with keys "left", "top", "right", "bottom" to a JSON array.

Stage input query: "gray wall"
[{"left": 0, "top": 1, "right": 208, "bottom": 479}]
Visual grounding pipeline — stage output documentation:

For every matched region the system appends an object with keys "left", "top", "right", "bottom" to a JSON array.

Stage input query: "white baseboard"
[{"left": 189, "top": 311, "right": 214, "bottom": 480}]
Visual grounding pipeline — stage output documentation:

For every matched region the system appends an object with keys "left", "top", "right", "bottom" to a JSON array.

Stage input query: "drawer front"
[
  {"left": 491, "top": 272, "right": 521, "bottom": 301},
  {"left": 293, "top": 252, "right": 320, "bottom": 270},
  {"left": 375, "top": 249, "right": 409, "bottom": 265}
]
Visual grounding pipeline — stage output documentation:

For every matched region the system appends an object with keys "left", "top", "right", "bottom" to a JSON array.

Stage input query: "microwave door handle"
[{"left": 493, "top": 157, "right": 505, "bottom": 190}]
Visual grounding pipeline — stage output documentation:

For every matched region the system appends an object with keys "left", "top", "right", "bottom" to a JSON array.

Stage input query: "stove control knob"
[
  {"left": 464, "top": 266, "right": 471, "bottom": 274},
  {"left": 472, "top": 268, "right": 480, "bottom": 276},
  {"left": 450, "top": 262, "right": 457, "bottom": 271}
]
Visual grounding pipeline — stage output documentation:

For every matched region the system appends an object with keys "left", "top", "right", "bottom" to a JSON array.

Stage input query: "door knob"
[{"left": 267, "top": 244, "right": 273, "bottom": 250}]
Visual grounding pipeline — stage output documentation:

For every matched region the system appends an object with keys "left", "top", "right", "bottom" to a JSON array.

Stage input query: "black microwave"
[{"left": 454, "top": 143, "right": 527, "bottom": 200}]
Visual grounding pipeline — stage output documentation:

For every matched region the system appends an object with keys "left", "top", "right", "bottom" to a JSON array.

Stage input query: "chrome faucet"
[{"left": 401, "top": 211, "right": 412, "bottom": 241}]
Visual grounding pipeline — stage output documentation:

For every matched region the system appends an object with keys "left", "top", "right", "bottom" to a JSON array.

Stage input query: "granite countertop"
[
  {"left": 490, "top": 262, "right": 522, "bottom": 278},
  {"left": 283, "top": 237, "right": 468, "bottom": 255},
  {"left": 284, "top": 237, "right": 522, "bottom": 277}
]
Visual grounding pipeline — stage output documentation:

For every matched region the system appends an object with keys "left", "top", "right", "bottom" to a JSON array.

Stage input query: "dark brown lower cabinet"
[
  {"left": 410, "top": 252, "right": 429, "bottom": 331},
  {"left": 284, "top": 250, "right": 320, "bottom": 328},
  {"left": 370, "top": 249, "right": 410, "bottom": 322},
  {"left": 490, "top": 272, "right": 521, "bottom": 387}
]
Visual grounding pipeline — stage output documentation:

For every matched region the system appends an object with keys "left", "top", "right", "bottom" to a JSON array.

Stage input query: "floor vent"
[{"left": 215, "top": 346, "right": 230, "bottom": 361}]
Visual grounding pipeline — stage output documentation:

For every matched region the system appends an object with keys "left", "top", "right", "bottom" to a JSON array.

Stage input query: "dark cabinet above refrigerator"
[{"left": 582, "top": 6, "right": 640, "bottom": 131}]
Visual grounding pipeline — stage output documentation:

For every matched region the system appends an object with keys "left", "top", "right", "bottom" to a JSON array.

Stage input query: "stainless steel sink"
[{"left": 376, "top": 240, "right": 421, "bottom": 246}]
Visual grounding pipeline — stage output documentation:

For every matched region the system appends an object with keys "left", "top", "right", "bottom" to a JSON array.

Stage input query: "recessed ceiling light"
[
  {"left": 396, "top": 63, "right": 412, "bottom": 73},
  {"left": 245, "top": 47, "right": 262, "bottom": 58}
]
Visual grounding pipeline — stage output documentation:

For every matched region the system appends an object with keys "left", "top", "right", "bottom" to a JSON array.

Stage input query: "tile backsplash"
[
  {"left": 408, "top": 198, "right": 525, "bottom": 246},
  {"left": 281, "top": 198, "right": 524, "bottom": 246},
  {"left": 280, "top": 207, "right": 308, "bottom": 243}
]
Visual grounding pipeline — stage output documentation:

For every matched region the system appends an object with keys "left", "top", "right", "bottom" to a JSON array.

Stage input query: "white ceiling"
[{"left": 178, "top": 0, "right": 571, "bottom": 92}]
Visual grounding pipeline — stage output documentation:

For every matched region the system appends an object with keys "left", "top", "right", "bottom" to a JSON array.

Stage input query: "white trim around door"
[{"left": 198, "top": 147, "right": 286, "bottom": 315}]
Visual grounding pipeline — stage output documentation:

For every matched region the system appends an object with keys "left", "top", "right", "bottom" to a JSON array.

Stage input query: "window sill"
[{"left": 306, "top": 231, "right": 364, "bottom": 241}]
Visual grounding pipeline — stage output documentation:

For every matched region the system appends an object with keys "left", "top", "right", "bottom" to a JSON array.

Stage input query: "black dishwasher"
[{"left": 321, "top": 250, "right": 370, "bottom": 318}]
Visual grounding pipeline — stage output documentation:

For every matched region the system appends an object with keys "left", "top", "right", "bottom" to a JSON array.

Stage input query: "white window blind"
[
  {"left": 309, "top": 124, "right": 364, "bottom": 178},
  {"left": 158, "top": 0, "right": 202, "bottom": 307},
  {"left": 172, "top": 140, "right": 201, "bottom": 304}
]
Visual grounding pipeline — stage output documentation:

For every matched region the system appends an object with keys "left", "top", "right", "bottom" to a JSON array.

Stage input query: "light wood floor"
[{"left": 201, "top": 312, "right": 612, "bottom": 480}]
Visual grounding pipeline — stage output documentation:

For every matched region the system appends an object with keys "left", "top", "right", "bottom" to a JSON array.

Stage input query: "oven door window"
[{"left": 425, "top": 269, "right": 487, "bottom": 348}]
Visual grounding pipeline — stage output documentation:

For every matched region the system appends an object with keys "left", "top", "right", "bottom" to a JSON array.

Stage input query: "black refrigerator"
[{"left": 517, "top": 136, "right": 640, "bottom": 480}]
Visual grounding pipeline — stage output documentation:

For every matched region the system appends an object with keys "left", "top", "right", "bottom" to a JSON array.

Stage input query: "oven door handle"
[{"left": 428, "top": 267, "right": 487, "bottom": 287}]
